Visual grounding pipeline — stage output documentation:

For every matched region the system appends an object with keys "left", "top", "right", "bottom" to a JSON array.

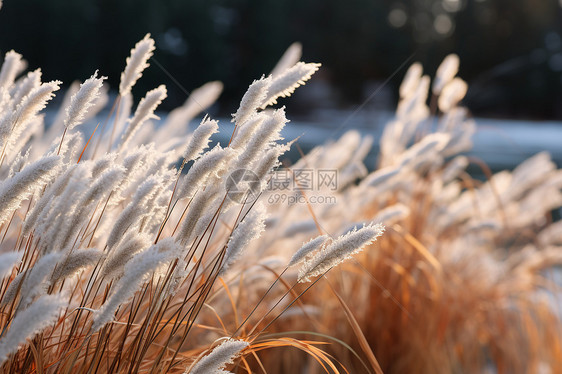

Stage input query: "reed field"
[{"left": 0, "top": 11, "right": 561, "bottom": 374}]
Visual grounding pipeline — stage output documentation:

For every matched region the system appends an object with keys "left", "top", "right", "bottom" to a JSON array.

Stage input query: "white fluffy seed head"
[
  {"left": 101, "top": 231, "right": 152, "bottom": 280},
  {"left": 120, "top": 85, "right": 167, "bottom": 148},
  {"left": 64, "top": 71, "right": 106, "bottom": 130},
  {"left": 188, "top": 339, "right": 249, "bottom": 374},
  {"left": 289, "top": 235, "right": 330, "bottom": 267},
  {"left": 361, "top": 166, "right": 401, "bottom": 188},
  {"left": 298, "top": 223, "right": 385, "bottom": 283},
  {"left": 432, "top": 54, "right": 460, "bottom": 95},
  {"left": 232, "top": 75, "right": 272, "bottom": 126},
  {"left": 106, "top": 176, "right": 160, "bottom": 249},
  {"left": 177, "top": 145, "right": 234, "bottom": 200},
  {"left": 0, "top": 252, "right": 21, "bottom": 279},
  {"left": 235, "top": 107, "right": 288, "bottom": 168},
  {"left": 0, "top": 50, "right": 24, "bottom": 90},
  {"left": 220, "top": 203, "right": 267, "bottom": 275},
  {"left": 400, "top": 62, "right": 423, "bottom": 99},
  {"left": 50, "top": 248, "right": 103, "bottom": 285},
  {"left": 271, "top": 42, "right": 302, "bottom": 78},
  {"left": 14, "top": 80, "right": 61, "bottom": 128},
  {"left": 442, "top": 155, "right": 469, "bottom": 183},
  {"left": 11, "top": 69, "right": 42, "bottom": 107},
  {"left": 20, "top": 252, "right": 63, "bottom": 306},
  {"left": 438, "top": 77, "right": 468, "bottom": 112},
  {"left": 176, "top": 187, "right": 218, "bottom": 246},
  {"left": 92, "top": 242, "right": 175, "bottom": 332},
  {"left": 182, "top": 116, "right": 219, "bottom": 162},
  {"left": 0, "top": 294, "right": 65, "bottom": 364},
  {"left": 0, "top": 155, "right": 61, "bottom": 227},
  {"left": 261, "top": 62, "right": 320, "bottom": 108},
  {"left": 229, "top": 113, "right": 266, "bottom": 150},
  {"left": 373, "top": 204, "right": 410, "bottom": 226},
  {"left": 119, "top": 34, "right": 155, "bottom": 96}
]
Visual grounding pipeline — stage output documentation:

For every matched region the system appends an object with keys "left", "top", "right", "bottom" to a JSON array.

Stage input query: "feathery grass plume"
[
  {"left": 298, "top": 223, "right": 385, "bottom": 283},
  {"left": 442, "top": 155, "right": 469, "bottom": 183},
  {"left": 0, "top": 155, "right": 60, "bottom": 226},
  {"left": 432, "top": 53, "right": 460, "bottom": 95},
  {"left": 399, "top": 62, "right": 423, "bottom": 99},
  {"left": 119, "top": 33, "right": 155, "bottom": 96},
  {"left": 220, "top": 203, "right": 267, "bottom": 275},
  {"left": 282, "top": 219, "right": 318, "bottom": 237},
  {"left": 101, "top": 231, "right": 152, "bottom": 280},
  {"left": 19, "top": 252, "right": 62, "bottom": 306},
  {"left": 229, "top": 113, "right": 267, "bottom": 150},
  {"left": 57, "top": 131, "right": 83, "bottom": 161},
  {"left": 396, "top": 75, "right": 430, "bottom": 122},
  {"left": 360, "top": 166, "right": 401, "bottom": 188},
  {"left": 0, "top": 87, "right": 11, "bottom": 112},
  {"left": 11, "top": 69, "right": 41, "bottom": 107},
  {"left": 0, "top": 294, "right": 65, "bottom": 364},
  {"left": 90, "top": 153, "right": 116, "bottom": 179},
  {"left": 397, "top": 133, "right": 450, "bottom": 169},
  {"left": 176, "top": 186, "right": 219, "bottom": 246},
  {"left": 507, "top": 151, "right": 555, "bottom": 201},
  {"left": 176, "top": 145, "right": 234, "bottom": 200},
  {"left": 54, "top": 166, "right": 124, "bottom": 251},
  {"left": 105, "top": 177, "right": 160, "bottom": 249},
  {"left": 182, "top": 116, "right": 219, "bottom": 163},
  {"left": 91, "top": 240, "right": 176, "bottom": 332},
  {"left": 372, "top": 204, "right": 410, "bottom": 225},
  {"left": 63, "top": 71, "right": 106, "bottom": 130},
  {"left": 260, "top": 62, "right": 321, "bottom": 108},
  {"left": 50, "top": 248, "right": 103, "bottom": 285},
  {"left": 120, "top": 84, "right": 167, "bottom": 148},
  {"left": 289, "top": 235, "right": 330, "bottom": 267},
  {"left": 438, "top": 77, "right": 468, "bottom": 112},
  {"left": 187, "top": 339, "right": 249, "bottom": 374},
  {"left": 21, "top": 162, "right": 79, "bottom": 237},
  {"left": 7, "top": 149, "right": 30, "bottom": 178},
  {"left": 0, "top": 252, "right": 20, "bottom": 278},
  {"left": 0, "top": 81, "right": 61, "bottom": 158},
  {"left": 251, "top": 142, "right": 292, "bottom": 191},
  {"left": 271, "top": 42, "right": 302, "bottom": 77},
  {"left": 0, "top": 50, "right": 24, "bottom": 90},
  {"left": 231, "top": 75, "right": 272, "bottom": 126},
  {"left": 235, "top": 107, "right": 288, "bottom": 168},
  {"left": 2, "top": 253, "right": 59, "bottom": 308},
  {"left": 1, "top": 273, "right": 23, "bottom": 307},
  {"left": 12, "top": 80, "right": 61, "bottom": 127}
]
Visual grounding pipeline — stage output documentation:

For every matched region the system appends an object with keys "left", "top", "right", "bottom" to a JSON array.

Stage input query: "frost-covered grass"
[{"left": 1, "top": 19, "right": 562, "bottom": 374}]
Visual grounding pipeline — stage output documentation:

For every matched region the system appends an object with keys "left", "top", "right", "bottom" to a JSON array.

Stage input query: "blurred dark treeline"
[{"left": 1, "top": 0, "right": 562, "bottom": 119}]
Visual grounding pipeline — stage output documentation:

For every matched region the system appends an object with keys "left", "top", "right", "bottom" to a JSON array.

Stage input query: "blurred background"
[{"left": 1, "top": 0, "right": 561, "bottom": 167}]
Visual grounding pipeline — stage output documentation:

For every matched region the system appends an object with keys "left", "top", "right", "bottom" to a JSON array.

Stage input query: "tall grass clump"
[
  {"left": 0, "top": 7, "right": 561, "bottom": 374},
  {"left": 247, "top": 56, "right": 562, "bottom": 373},
  {"left": 0, "top": 27, "right": 376, "bottom": 373}
]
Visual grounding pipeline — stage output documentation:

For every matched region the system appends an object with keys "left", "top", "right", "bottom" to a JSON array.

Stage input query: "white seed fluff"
[
  {"left": 289, "top": 235, "right": 330, "bottom": 267},
  {"left": 120, "top": 85, "right": 167, "bottom": 148},
  {"left": 119, "top": 34, "right": 155, "bottom": 96},
  {"left": 0, "top": 295, "right": 65, "bottom": 364},
  {"left": 64, "top": 71, "right": 106, "bottom": 130},
  {"left": 182, "top": 116, "right": 219, "bottom": 162},
  {"left": 261, "top": 62, "right": 321, "bottom": 108},
  {"left": 298, "top": 223, "right": 385, "bottom": 283},
  {"left": 231, "top": 76, "right": 271, "bottom": 126},
  {"left": 0, "top": 155, "right": 60, "bottom": 226},
  {"left": 188, "top": 339, "right": 249, "bottom": 374}
]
